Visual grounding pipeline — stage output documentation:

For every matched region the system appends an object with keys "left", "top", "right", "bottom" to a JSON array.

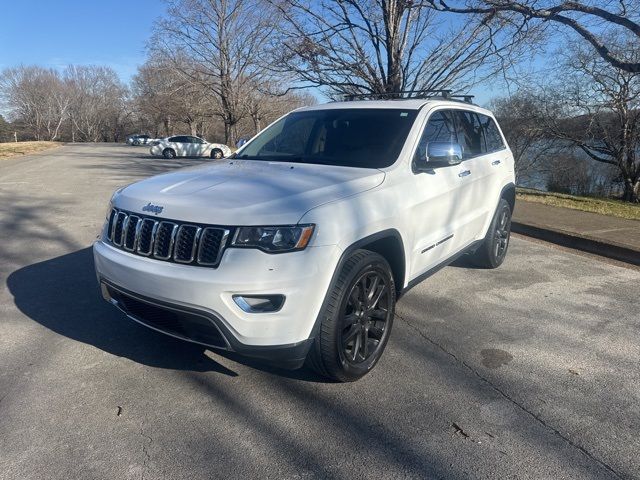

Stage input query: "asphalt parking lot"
[{"left": 1, "top": 143, "right": 639, "bottom": 480}]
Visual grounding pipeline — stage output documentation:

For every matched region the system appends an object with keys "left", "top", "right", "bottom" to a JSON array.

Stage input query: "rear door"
[
  {"left": 451, "top": 110, "right": 496, "bottom": 242},
  {"left": 188, "top": 136, "right": 208, "bottom": 156}
]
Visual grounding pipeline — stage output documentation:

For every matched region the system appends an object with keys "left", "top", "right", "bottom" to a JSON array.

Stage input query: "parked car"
[
  {"left": 149, "top": 135, "right": 231, "bottom": 159},
  {"left": 95, "top": 94, "right": 515, "bottom": 382},
  {"left": 126, "top": 134, "right": 151, "bottom": 146}
]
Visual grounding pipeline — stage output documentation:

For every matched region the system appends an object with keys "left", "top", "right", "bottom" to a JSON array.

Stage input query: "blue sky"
[
  {"left": 0, "top": 0, "right": 546, "bottom": 104},
  {"left": 0, "top": 0, "right": 166, "bottom": 82}
]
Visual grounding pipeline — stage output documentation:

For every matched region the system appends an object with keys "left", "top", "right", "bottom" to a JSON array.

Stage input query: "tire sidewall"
[
  {"left": 330, "top": 255, "right": 396, "bottom": 381},
  {"left": 163, "top": 148, "right": 175, "bottom": 159},
  {"left": 487, "top": 200, "right": 512, "bottom": 268},
  {"left": 211, "top": 148, "right": 223, "bottom": 159}
]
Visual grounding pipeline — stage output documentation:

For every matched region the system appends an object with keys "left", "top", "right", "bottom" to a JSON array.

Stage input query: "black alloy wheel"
[
  {"left": 469, "top": 198, "right": 512, "bottom": 268},
  {"left": 494, "top": 205, "right": 511, "bottom": 261},
  {"left": 340, "top": 270, "right": 392, "bottom": 365},
  {"left": 306, "top": 249, "right": 396, "bottom": 382}
]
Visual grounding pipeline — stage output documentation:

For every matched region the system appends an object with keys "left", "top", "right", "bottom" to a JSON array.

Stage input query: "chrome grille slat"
[
  {"left": 153, "top": 221, "right": 178, "bottom": 260},
  {"left": 112, "top": 212, "right": 128, "bottom": 246},
  {"left": 197, "top": 228, "right": 230, "bottom": 266},
  {"left": 136, "top": 219, "right": 157, "bottom": 256},
  {"left": 107, "top": 208, "right": 228, "bottom": 268},
  {"left": 123, "top": 215, "right": 141, "bottom": 251},
  {"left": 173, "top": 225, "right": 201, "bottom": 263}
]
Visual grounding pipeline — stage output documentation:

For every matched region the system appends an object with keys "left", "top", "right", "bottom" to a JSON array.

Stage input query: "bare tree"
[
  {"left": 149, "top": 0, "right": 279, "bottom": 145},
  {"left": 241, "top": 80, "right": 316, "bottom": 135},
  {"left": 539, "top": 37, "right": 640, "bottom": 202},
  {"left": 133, "top": 59, "right": 214, "bottom": 137},
  {"left": 0, "top": 66, "right": 70, "bottom": 141},
  {"left": 271, "top": 0, "right": 530, "bottom": 97},
  {"left": 428, "top": 0, "right": 640, "bottom": 73},
  {"left": 64, "top": 66, "right": 128, "bottom": 142},
  {"left": 491, "top": 93, "right": 557, "bottom": 183}
]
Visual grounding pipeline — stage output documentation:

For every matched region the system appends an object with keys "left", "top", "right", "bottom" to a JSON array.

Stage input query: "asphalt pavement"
[{"left": 1, "top": 144, "right": 638, "bottom": 479}]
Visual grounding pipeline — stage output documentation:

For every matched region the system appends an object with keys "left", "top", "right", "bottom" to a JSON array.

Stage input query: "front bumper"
[{"left": 93, "top": 240, "right": 341, "bottom": 365}]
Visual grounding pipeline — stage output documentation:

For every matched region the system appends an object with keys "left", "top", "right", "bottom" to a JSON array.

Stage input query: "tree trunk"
[
  {"left": 622, "top": 176, "right": 640, "bottom": 203},
  {"left": 252, "top": 114, "right": 261, "bottom": 135}
]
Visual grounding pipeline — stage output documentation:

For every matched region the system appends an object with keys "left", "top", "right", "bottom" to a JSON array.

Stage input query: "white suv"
[{"left": 94, "top": 97, "right": 515, "bottom": 381}]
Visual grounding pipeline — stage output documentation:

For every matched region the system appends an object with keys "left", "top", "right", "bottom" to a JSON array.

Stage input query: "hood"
[{"left": 114, "top": 160, "right": 385, "bottom": 225}]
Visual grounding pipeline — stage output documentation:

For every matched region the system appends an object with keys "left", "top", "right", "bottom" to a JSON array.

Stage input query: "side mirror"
[{"left": 415, "top": 142, "right": 463, "bottom": 170}]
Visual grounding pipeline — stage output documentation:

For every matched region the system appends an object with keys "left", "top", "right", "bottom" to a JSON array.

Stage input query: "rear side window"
[
  {"left": 478, "top": 114, "right": 505, "bottom": 152},
  {"left": 453, "top": 111, "right": 484, "bottom": 158}
]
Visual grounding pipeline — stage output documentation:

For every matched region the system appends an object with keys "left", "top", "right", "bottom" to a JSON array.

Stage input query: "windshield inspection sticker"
[{"left": 400, "top": 112, "right": 408, "bottom": 117}]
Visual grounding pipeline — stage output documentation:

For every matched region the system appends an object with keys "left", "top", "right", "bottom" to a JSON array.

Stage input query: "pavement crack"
[
  {"left": 140, "top": 424, "right": 152, "bottom": 480},
  {"left": 396, "top": 312, "right": 625, "bottom": 479}
]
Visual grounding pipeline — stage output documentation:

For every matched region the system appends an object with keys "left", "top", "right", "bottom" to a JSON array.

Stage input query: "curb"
[{"left": 512, "top": 222, "right": 640, "bottom": 266}]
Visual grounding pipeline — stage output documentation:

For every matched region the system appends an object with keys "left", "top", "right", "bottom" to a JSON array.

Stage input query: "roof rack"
[{"left": 342, "top": 89, "right": 474, "bottom": 104}]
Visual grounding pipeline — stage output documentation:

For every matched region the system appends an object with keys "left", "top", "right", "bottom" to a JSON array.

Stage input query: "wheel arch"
[
  {"left": 500, "top": 182, "right": 516, "bottom": 213},
  {"left": 307, "top": 229, "right": 406, "bottom": 341}
]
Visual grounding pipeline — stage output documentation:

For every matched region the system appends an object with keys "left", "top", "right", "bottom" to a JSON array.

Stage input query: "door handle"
[
  {"left": 458, "top": 170, "right": 471, "bottom": 178},
  {"left": 491, "top": 160, "right": 501, "bottom": 166}
]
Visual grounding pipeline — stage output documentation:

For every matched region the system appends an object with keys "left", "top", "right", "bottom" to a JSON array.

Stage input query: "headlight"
[{"left": 231, "top": 225, "right": 315, "bottom": 253}]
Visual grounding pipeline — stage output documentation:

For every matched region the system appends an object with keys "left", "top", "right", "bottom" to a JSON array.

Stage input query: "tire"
[
  {"left": 306, "top": 249, "right": 396, "bottom": 382},
  {"left": 469, "top": 198, "right": 512, "bottom": 268},
  {"left": 210, "top": 148, "right": 224, "bottom": 159},
  {"left": 163, "top": 148, "right": 176, "bottom": 159},
  {"left": 133, "top": 140, "right": 140, "bottom": 146}
]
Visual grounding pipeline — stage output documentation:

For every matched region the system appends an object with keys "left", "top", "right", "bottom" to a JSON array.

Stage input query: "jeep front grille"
[{"left": 107, "top": 208, "right": 230, "bottom": 268}]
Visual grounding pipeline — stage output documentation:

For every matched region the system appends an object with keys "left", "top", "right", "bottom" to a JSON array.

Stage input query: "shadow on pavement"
[
  {"left": 6, "top": 247, "right": 326, "bottom": 381},
  {"left": 6, "top": 247, "right": 240, "bottom": 375}
]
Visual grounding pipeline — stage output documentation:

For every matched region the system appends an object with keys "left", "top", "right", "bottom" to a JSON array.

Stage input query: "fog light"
[{"left": 233, "top": 295, "right": 285, "bottom": 313}]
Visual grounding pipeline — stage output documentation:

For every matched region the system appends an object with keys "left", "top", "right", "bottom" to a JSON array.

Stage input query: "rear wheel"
[
  {"left": 163, "top": 148, "right": 176, "bottom": 159},
  {"left": 211, "top": 148, "right": 224, "bottom": 159},
  {"left": 306, "top": 250, "right": 395, "bottom": 382},
  {"left": 469, "top": 199, "right": 512, "bottom": 268}
]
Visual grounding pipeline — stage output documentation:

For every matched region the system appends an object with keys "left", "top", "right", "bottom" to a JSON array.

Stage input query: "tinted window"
[
  {"left": 169, "top": 136, "right": 188, "bottom": 143},
  {"left": 414, "top": 110, "right": 456, "bottom": 163},
  {"left": 236, "top": 109, "right": 418, "bottom": 168},
  {"left": 188, "top": 136, "right": 205, "bottom": 144},
  {"left": 453, "top": 111, "right": 484, "bottom": 158},
  {"left": 478, "top": 114, "right": 505, "bottom": 152}
]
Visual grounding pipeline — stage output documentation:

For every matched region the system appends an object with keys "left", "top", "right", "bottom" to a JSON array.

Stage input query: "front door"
[{"left": 408, "top": 109, "right": 470, "bottom": 278}]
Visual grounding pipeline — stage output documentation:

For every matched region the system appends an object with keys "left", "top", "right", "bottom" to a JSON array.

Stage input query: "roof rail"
[{"left": 342, "top": 90, "right": 474, "bottom": 104}]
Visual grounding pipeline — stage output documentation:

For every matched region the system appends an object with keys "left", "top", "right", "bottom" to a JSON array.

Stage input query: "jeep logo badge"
[{"left": 142, "top": 202, "right": 164, "bottom": 215}]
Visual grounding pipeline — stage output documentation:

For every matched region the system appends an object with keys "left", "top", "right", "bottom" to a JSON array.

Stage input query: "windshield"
[{"left": 235, "top": 108, "right": 418, "bottom": 168}]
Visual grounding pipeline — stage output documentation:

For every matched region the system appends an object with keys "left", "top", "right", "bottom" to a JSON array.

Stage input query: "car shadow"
[{"left": 6, "top": 247, "right": 324, "bottom": 381}]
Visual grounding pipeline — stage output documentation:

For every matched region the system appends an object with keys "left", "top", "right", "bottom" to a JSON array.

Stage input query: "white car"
[
  {"left": 149, "top": 135, "right": 231, "bottom": 159},
  {"left": 94, "top": 95, "right": 515, "bottom": 381}
]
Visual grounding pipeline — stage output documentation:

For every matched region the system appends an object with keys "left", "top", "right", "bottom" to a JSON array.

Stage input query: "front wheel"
[
  {"left": 469, "top": 198, "right": 512, "bottom": 268},
  {"left": 306, "top": 250, "right": 395, "bottom": 382},
  {"left": 162, "top": 148, "right": 176, "bottom": 159}
]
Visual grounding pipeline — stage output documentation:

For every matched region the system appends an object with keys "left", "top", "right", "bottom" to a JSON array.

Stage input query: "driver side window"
[{"left": 414, "top": 110, "right": 456, "bottom": 164}]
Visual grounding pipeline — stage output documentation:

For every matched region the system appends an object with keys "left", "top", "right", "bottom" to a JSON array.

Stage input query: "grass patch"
[
  {"left": 0, "top": 141, "right": 61, "bottom": 159},
  {"left": 517, "top": 188, "right": 640, "bottom": 221}
]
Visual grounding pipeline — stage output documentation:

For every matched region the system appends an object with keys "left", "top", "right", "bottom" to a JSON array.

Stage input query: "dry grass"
[
  {"left": 0, "top": 141, "right": 61, "bottom": 159},
  {"left": 517, "top": 188, "right": 640, "bottom": 221}
]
